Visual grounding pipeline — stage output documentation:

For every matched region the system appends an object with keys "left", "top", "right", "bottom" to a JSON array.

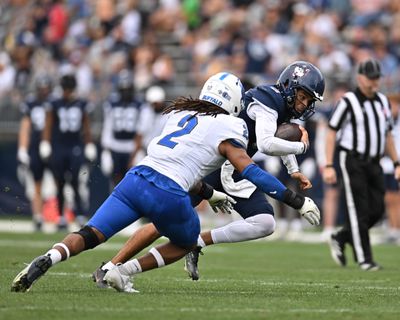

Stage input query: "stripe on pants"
[{"left": 339, "top": 151, "right": 365, "bottom": 263}]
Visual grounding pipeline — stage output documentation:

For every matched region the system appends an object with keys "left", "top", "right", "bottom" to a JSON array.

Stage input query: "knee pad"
[
  {"left": 73, "top": 226, "right": 100, "bottom": 250},
  {"left": 246, "top": 214, "right": 276, "bottom": 238}
]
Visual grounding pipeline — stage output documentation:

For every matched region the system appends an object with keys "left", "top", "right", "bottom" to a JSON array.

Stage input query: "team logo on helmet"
[{"left": 292, "top": 66, "right": 310, "bottom": 78}]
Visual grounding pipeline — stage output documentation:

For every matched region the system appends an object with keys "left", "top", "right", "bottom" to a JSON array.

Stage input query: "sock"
[
  {"left": 123, "top": 259, "right": 142, "bottom": 276},
  {"left": 197, "top": 235, "right": 206, "bottom": 248},
  {"left": 33, "top": 213, "right": 42, "bottom": 223},
  {"left": 45, "top": 249, "right": 62, "bottom": 265},
  {"left": 102, "top": 261, "right": 115, "bottom": 271}
]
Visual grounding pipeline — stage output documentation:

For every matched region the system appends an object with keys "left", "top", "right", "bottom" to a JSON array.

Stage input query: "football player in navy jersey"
[
  {"left": 17, "top": 76, "right": 53, "bottom": 231},
  {"left": 39, "top": 73, "right": 97, "bottom": 230},
  {"left": 100, "top": 70, "right": 147, "bottom": 187},
  {"left": 87, "top": 61, "right": 326, "bottom": 286}
]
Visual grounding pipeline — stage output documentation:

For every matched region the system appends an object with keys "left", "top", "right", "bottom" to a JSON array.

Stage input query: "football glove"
[
  {"left": 101, "top": 149, "right": 113, "bottom": 176},
  {"left": 85, "top": 143, "right": 97, "bottom": 162},
  {"left": 298, "top": 197, "right": 320, "bottom": 225},
  {"left": 17, "top": 147, "right": 30, "bottom": 166},
  {"left": 39, "top": 140, "right": 52, "bottom": 160},
  {"left": 208, "top": 190, "right": 237, "bottom": 214}
]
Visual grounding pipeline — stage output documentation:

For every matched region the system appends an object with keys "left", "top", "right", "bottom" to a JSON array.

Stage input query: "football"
[{"left": 275, "top": 123, "right": 302, "bottom": 141}]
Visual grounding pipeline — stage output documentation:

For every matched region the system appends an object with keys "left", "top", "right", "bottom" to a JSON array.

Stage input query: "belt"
[{"left": 339, "top": 148, "right": 381, "bottom": 163}]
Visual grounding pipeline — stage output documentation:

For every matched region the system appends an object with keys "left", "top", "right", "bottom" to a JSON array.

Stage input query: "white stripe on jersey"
[{"left": 139, "top": 111, "right": 248, "bottom": 191}]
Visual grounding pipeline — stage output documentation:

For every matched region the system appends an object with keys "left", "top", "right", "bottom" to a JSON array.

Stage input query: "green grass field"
[{"left": 1, "top": 232, "right": 399, "bottom": 320}]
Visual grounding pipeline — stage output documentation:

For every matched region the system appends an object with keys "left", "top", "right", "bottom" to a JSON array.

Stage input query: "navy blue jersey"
[
  {"left": 20, "top": 94, "right": 49, "bottom": 147},
  {"left": 241, "top": 84, "right": 292, "bottom": 157},
  {"left": 104, "top": 92, "right": 144, "bottom": 141},
  {"left": 49, "top": 97, "right": 89, "bottom": 146}
]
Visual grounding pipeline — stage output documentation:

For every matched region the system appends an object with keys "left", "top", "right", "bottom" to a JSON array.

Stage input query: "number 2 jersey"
[{"left": 138, "top": 110, "right": 249, "bottom": 192}]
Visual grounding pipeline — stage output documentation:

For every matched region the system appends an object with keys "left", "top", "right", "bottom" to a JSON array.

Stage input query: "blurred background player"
[
  {"left": 40, "top": 73, "right": 97, "bottom": 230},
  {"left": 129, "top": 85, "right": 168, "bottom": 164},
  {"left": 100, "top": 70, "right": 147, "bottom": 188},
  {"left": 17, "top": 75, "right": 52, "bottom": 231},
  {"left": 142, "top": 85, "right": 167, "bottom": 151}
]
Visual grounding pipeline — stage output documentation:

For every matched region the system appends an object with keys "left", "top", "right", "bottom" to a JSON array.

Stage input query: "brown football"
[{"left": 275, "top": 123, "right": 302, "bottom": 141}]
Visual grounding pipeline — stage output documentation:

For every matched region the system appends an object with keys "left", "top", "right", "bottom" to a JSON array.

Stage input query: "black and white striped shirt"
[{"left": 329, "top": 88, "right": 393, "bottom": 159}]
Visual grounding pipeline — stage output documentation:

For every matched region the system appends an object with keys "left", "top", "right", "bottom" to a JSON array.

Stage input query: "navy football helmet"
[
  {"left": 35, "top": 75, "right": 52, "bottom": 90},
  {"left": 277, "top": 61, "right": 325, "bottom": 120},
  {"left": 60, "top": 74, "right": 77, "bottom": 91}
]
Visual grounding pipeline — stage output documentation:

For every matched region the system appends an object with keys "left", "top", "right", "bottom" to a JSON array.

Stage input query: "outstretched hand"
[
  {"left": 298, "top": 197, "right": 320, "bottom": 225},
  {"left": 290, "top": 172, "right": 312, "bottom": 190},
  {"left": 208, "top": 190, "right": 237, "bottom": 214}
]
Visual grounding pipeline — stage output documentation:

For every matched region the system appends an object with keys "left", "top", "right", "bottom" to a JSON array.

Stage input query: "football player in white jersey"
[{"left": 11, "top": 72, "right": 320, "bottom": 293}]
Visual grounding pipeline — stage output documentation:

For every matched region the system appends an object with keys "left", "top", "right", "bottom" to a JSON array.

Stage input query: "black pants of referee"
[{"left": 335, "top": 150, "right": 385, "bottom": 264}]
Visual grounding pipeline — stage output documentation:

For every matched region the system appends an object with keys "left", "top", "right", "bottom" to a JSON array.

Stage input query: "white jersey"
[{"left": 139, "top": 110, "right": 248, "bottom": 191}]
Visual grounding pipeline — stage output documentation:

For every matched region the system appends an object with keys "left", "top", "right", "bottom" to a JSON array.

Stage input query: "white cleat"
[{"left": 104, "top": 265, "right": 139, "bottom": 293}]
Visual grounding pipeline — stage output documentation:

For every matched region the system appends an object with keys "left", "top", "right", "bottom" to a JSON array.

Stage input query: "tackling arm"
[{"left": 219, "top": 140, "right": 320, "bottom": 225}]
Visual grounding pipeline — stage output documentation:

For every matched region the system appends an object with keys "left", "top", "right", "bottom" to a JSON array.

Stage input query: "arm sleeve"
[
  {"left": 249, "top": 102, "right": 305, "bottom": 156},
  {"left": 241, "top": 163, "right": 305, "bottom": 209},
  {"left": 280, "top": 154, "right": 299, "bottom": 174},
  {"left": 241, "top": 163, "right": 287, "bottom": 200}
]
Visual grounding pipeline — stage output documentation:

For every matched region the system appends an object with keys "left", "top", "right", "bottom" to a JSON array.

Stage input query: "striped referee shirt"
[{"left": 328, "top": 88, "right": 393, "bottom": 159}]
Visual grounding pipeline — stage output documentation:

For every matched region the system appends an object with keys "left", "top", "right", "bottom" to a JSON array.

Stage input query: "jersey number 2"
[{"left": 158, "top": 114, "right": 198, "bottom": 148}]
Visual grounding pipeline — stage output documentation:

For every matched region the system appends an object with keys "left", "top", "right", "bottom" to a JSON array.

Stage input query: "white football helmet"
[{"left": 199, "top": 72, "right": 245, "bottom": 117}]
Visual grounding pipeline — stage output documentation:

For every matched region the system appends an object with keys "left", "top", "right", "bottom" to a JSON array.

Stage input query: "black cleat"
[
  {"left": 328, "top": 233, "right": 346, "bottom": 267},
  {"left": 11, "top": 255, "right": 52, "bottom": 292},
  {"left": 184, "top": 247, "right": 203, "bottom": 281},
  {"left": 92, "top": 262, "right": 110, "bottom": 288}
]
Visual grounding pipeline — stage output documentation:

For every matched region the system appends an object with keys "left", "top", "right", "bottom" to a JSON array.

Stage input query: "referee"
[{"left": 323, "top": 58, "right": 400, "bottom": 271}]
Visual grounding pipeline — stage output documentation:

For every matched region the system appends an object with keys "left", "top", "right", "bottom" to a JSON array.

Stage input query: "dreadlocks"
[{"left": 163, "top": 97, "right": 229, "bottom": 117}]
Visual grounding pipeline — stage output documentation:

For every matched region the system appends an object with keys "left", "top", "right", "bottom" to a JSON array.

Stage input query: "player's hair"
[{"left": 163, "top": 96, "right": 229, "bottom": 117}]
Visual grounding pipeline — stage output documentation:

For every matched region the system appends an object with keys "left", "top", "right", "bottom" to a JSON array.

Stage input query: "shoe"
[
  {"left": 33, "top": 220, "right": 42, "bottom": 232},
  {"left": 11, "top": 255, "right": 52, "bottom": 292},
  {"left": 91, "top": 262, "right": 110, "bottom": 288},
  {"left": 184, "top": 247, "right": 203, "bottom": 281},
  {"left": 360, "top": 262, "right": 382, "bottom": 271},
  {"left": 104, "top": 264, "right": 138, "bottom": 293},
  {"left": 328, "top": 233, "right": 346, "bottom": 266}
]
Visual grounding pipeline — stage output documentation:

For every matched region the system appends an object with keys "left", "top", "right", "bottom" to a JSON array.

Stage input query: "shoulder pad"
[{"left": 245, "top": 85, "right": 285, "bottom": 112}]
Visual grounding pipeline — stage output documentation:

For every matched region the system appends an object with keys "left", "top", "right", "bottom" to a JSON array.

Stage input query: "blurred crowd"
[
  {"left": 1, "top": 0, "right": 399, "bottom": 107},
  {"left": 1, "top": 0, "right": 400, "bottom": 242}
]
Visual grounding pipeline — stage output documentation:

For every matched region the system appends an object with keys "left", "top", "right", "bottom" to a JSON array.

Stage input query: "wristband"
[
  {"left": 325, "top": 164, "right": 334, "bottom": 168},
  {"left": 198, "top": 182, "right": 214, "bottom": 200},
  {"left": 282, "top": 189, "right": 305, "bottom": 209},
  {"left": 394, "top": 161, "right": 400, "bottom": 168}
]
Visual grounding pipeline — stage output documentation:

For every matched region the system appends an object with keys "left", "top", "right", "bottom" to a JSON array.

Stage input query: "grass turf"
[{"left": 1, "top": 232, "right": 399, "bottom": 320}]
